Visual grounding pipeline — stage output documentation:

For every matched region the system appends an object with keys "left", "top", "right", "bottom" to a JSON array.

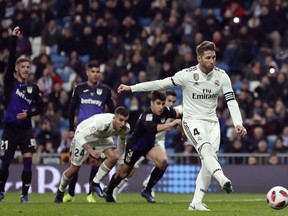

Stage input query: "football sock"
[
  {"left": 192, "top": 166, "right": 211, "bottom": 204},
  {"left": 146, "top": 166, "right": 166, "bottom": 191},
  {"left": 22, "top": 158, "right": 32, "bottom": 196},
  {"left": 68, "top": 172, "right": 78, "bottom": 196},
  {"left": 21, "top": 171, "right": 32, "bottom": 196},
  {"left": 199, "top": 143, "right": 228, "bottom": 184},
  {"left": 114, "top": 178, "right": 128, "bottom": 194},
  {"left": 0, "top": 160, "right": 10, "bottom": 192},
  {"left": 88, "top": 165, "right": 99, "bottom": 194},
  {"left": 106, "top": 174, "right": 123, "bottom": 195},
  {"left": 93, "top": 162, "right": 110, "bottom": 184},
  {"left": 59, "top": 173, "right": 73, "bottom": 192}
]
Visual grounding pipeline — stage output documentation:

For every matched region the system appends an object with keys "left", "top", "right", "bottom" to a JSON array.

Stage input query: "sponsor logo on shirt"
[
  {"left": 16, "top": 89, "right": 32, "bottom": 104},
  {"left": 81, "top": 98, "right": 103, "bottom": 106}
]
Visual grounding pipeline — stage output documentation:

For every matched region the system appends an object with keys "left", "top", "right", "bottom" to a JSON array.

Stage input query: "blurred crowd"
[{"left": 0, "top": 0, "right": 288, "bottom": 165}]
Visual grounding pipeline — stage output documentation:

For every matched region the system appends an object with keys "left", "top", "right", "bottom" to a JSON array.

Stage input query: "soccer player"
[
  {"left": 104, "top": 91, "right": 182, "bottom": 203},
  {"left": 54, "top": 106, "right": 130, "bottom": 203},
  {"left": 112, "top": 90, "right": 180, "bottom": 200},
  {"left": 117, "top": 41, "right": 247, "bottom": 211},
  {"left": 63, "top": 61, "right": 115, "bottom": 203},
  {"left": 0, "top": 26, "right": 44, "bottom": 203}
]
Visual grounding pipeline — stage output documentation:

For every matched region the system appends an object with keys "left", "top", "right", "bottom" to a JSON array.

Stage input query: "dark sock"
[
  {"left": 106, "top": 174, "right": 124, "bottom": 195},
  {"left": 146, "top": 166, "right": 166, "bottom": 191},
  {"left": 0, "top": 160, "right": 10, "bottom": 192},
  {"left": 88, "top": 165, "right": 99, "bottom": 194},
  {"left": 68, "top": 172, "right": 78, "bottom": 196},
  {"left": 22, "top": 157, "right": 32, "bottom": 196}
]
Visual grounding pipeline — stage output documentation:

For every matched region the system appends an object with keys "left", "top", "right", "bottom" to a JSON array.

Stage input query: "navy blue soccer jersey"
[
  {"left": 127, "top": 107, "right": 177, "bottom": 151},
  {"left": 68, "top": 82, "right": 115, "bottom": 131},
  {"left": 3, "top": 36, "right": 43, "bottom": 127}
]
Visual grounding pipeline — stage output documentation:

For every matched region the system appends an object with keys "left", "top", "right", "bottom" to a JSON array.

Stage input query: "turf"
[{"left": 0, "top": 192, "right": 286, "bottom": 216}]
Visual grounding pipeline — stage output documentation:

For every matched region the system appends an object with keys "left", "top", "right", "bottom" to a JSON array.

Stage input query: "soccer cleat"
[
  {"left": 20, "top": 195, "right": 29, "bottom": 203},
  {"left": 86, "top": 193, "right": 96, "bottom": 203},
  {"left": 91, "top": 182, "right": 105, "bottom": 198},
  {"left": 63, "top": 194, "right": 75, "bottom": 203},
  {"left": 143, "top": 179, "right": 155, "bottom": 198},
  {"left": 105, "top": 193, "right": 116, "bottom": 203},
  {"left": 188, "top": 203, "right": 211, "bottom": 211},
  {"left": 141, "top": 188, "right": 156, "bottom": 203},
  {"left": 54, "top": 190, "right": 64, "bottom": 203},
  {"left": 0, "top": 192, "right": 4, "bottom": 201},
  {"left": 223, "top": 181, "right": 234, "bottom": 194}
]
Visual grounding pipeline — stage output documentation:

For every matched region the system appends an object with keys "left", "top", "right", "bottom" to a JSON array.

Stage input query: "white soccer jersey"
[
  {"left": 71, "top": 113, "right": 129, "bottom": 166},
  {"left": 131, "top": 65, "right": 243, "bottom": 127},
  {"left": 75, "top": 113, "right": 129, "bottom": 145}
]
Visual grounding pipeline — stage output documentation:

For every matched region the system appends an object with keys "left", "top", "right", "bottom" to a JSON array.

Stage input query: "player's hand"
[
  {"left": 12, "top": 26, "right": 21, "bottom": 37},
  {"left": 235, "top": 125, "right": 247, "bottom": 137},
  {"left": 16, "top": 110, "right": 28, "bottom": 119},
  {"left": 90, "top": 150, "right": 102, "bottom": 159},
  {"left": 117, "top": 84, "right": 131, "bottom": 94}
]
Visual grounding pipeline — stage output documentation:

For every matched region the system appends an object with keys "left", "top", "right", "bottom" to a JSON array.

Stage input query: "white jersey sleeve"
[
  {"left": 131, "top": 77, "right": 176, "bottom": 92},
  {"left": 222, "top": 73, "right": 243, "bottom": 127}
]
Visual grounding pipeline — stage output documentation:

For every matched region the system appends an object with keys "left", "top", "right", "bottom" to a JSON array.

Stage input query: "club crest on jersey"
[
  {"left": 193, "top": 73, "right": 199, "bottom": 81},
  {"left": 161, "top": 117, "right": 166, "bottom": 123},
  {"left": 27, "top": 86, "right": 33, "bottom": 94},
  {"left": 146, "top": 114, "right": 153, "bottom": 121},
  {"left": 214, "top": 80, "right": 220, "bottom": 87},
  {"left": 90, "top": 127, "right": 97, "bottom": 134},
  {"left": 96, "top": 88, "right": 103, "bottom": 95}
]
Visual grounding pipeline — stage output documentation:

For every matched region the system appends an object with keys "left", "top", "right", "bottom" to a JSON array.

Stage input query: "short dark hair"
[
  {"left": 115, "top": 106, "right": 130, "bottom": 117},
  {"left": 196, "top": 41, "right": 216, "bottom": 56},
  {"left": 165, "top": 90, "right": 177, "bottom": 97},
  {"left": 16, "top": 56, "right": 30, "bottom": 65},
  {"left": 87, "top": 60, "right": 100, "bottom": 69},
  {"left": 151, "top": 90, "right": 166, "bottom": 102}
]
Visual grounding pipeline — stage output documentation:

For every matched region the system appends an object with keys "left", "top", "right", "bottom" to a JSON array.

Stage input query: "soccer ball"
[{"left": 267, "top": 186, "right": 288, "bottom": 210}]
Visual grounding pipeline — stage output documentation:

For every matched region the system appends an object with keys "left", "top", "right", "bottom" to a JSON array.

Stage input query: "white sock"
[
  {"left": 59, "top": 173, "right": 72, "bottom": 192},
  {"left": 200, "top": 143, "right": 229, "bottom": 187},
  {"left": 191, "top": 166, "right": 211, "bottom": 204},
  {"left": 93, "top": 162, "right": 111, "bottom": 183}
]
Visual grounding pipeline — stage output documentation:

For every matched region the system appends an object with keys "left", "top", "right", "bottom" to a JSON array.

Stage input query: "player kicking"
[
  {"left": 112, "top": 90, "right": 180, "bottom": 200},
  {"left": 118, "top": 41, "right": 247, "bottom": 211},
  {"left": 104, "top": 91, "right": 181, "bottom": 203},
  {"left": 54, "top": 107, "right": 129, "bottom": 203}
]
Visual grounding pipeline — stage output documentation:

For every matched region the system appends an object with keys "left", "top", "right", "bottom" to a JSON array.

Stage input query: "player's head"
[
  {"left": 86, "top": 61, "right": 101, "bottom": 84},
  {"left": 165, "top": 90, "right": 177, "bottom": 108},
  {"left": 113, "top": 106, "right": 130, "bottom": 131},
  {"left": 15, "top": 56, "right": 30, "bottom": 81},
  {"left": 196, "top": 41, "right": 216, "bottom": 74},
  {"left": 151, "top": 91, "right": 166, "bottom": 116}
]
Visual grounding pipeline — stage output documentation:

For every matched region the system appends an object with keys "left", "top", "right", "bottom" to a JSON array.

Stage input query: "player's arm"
[
  {"left": 117, "top": 126, "right": 130, "bottom": 162},
  {"left": 27, "top": 85, "right": 44, "bottom": 117},
  {"left": 68, "top": 85, "right": 80, "bottom": 133},
  {"left": 222, "top": 73, "right": 247, "bottom": 137},
  {"left": 105, "top": 89, "right": 115, "bottom": 113},
  {"left": 82, "top": 143, "right": 101, "bottom": 159},
  {"left": 118, "top": 77, "right": 176, "bottom": 93},
  {"left": 156, "top": 119, "right": 182, "bottom": 132}
]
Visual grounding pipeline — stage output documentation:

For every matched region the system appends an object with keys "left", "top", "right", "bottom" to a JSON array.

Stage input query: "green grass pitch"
[{"left": 0, "top": 192, "right": 287, "bottom": 216}]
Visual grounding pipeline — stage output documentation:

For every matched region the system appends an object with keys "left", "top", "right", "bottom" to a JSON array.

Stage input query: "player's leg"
[
  {"left": 105, "top": 163, "right": 133, "bottom": 202},
  {"left": 17, "top": 128, "right": 36, "bottom": 203},
  {"left": 184, "top": 121, "right": 231, "bottom": 211},
  {"left": 91, "top": 147, "right": 118, "bottom": 198},
  {"left": 55, "top": 139, "right": 88, "bottom": 203},
  {"left": 105, "top": 149, "right": 142, "bottom": 202},
  {"left": 0, "top": 127, "right": 17, "bottom": 201},
  {"left": 63, "top": 171, "right": 78, "bottom": 203},
  {"left": 142, "top": 146, "right": 168, "bottom": 203},
  {"left": 86, "top": 160, "right": 100, "bottom": 203}
]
